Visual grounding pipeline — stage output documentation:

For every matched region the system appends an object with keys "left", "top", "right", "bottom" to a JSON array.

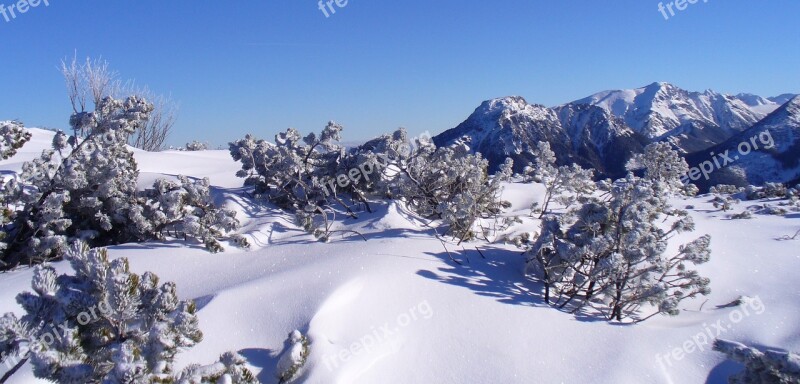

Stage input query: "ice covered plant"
[
  {"left": 0, "top": 120, "right": 32, "bottom": 160},
  {"left": 0, "top": 99, "right": 243, "bottom": 269},
  {"left": 626, "top": 142, "right": 690, "bottom": 195},
  {"left": 135, "top": 175, "right": 243, "bottom": 253},
  {"left": 176, "top": 352, "right": 259, "bottom": 384},
  {"left": 525, "top": 174, "right": 712, "bottom": 322},
  {"left": 276, "top": 330, "right": 310, "bottom": 384},
  {"left": 185, "top": 140, "right": 209, "bottom": 151},
  {"left": 745, "top": 183, "right": 788, "bottom": 200},
  {"left": 713, "top": 339, "right": 800, "bottom": 383},
  {"left": 229, "top": 123, "right": 371, "bottom": 239},
  {"left": 524, "top": 141, "right": 595, "bottom": 219},
  {"left": 384, "top": 135, "right": 514, "bottom": 242},
  {"left": 0, "top": 242, "right": 204, "bottom": 383},
  {"left": 0, "top": 96, "right": 154, "bottom": 268}
]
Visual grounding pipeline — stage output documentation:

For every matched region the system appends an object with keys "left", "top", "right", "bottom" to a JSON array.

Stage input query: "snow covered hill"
[{"left": 1, "top": 129, "right": 798, "bottom": 384}]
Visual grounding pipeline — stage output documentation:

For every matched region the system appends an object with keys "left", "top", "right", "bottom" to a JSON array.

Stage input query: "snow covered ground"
[{"left": 1, "top": 129, "right": 798, "bottom": 383}]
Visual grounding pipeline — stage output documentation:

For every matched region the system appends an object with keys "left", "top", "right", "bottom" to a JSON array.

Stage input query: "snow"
[
  {"left": 572, "top": 82, "right": 768, "bottom": 140},
  {"left": 1, "top": 130, "right": 799, "bottom": 383}
]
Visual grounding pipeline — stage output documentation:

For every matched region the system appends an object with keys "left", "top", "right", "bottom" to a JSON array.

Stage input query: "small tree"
[{"left": 525, "top": 174, "right": 711, "bottom": 322}]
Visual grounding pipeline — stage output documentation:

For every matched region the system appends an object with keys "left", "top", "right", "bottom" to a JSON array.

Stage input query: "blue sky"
[{"left": 0, "top": 1, "right": 798, "bottom": 147}]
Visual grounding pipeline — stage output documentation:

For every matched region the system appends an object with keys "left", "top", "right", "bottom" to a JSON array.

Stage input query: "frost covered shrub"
[
  {"left": 713, "top": 339, "right": 800, "bottom": 383},
  {"left": 136, "top": 176, "right": 243, "bottom": 253},
  {"left": 730, "top": 211, "right": 753, "bottom": 220},
  {"left": 0, "top": 243, "right": 257, "bottom": 383},
  {"left": 525, "top": 149, "right": 711, "bottom": 323},
  {"left": 0, "top": 96, "right": 153, "bottom": 268},
  {"left": 711, "top": 184, "right": 744, "bottom": 196},
  {"left": 525, "top": 175, "right": 711, "bottom": 322},
  {"left": 176, "top": 351, "right": 259, "bottom": 384},
  {"left": 626, "top": 142, "right": 692, "bottom": 195},
  {"left": 230, "top": 122, "right": 345, "bottom": 208},
  {"left": 0, "top": 242, "right": 203, "bottom": 383},
  {"left": 276, "top": 330, "right": 310, "bottom": 384},
  {"left": 229, "top": 122, "right": 364, "bottom": 242},
  {"left": 713, "top": 195, "right": 740, "bottom": 212},
  {"left": 0, "top": 120, "right": 32, "bottom": 160},
  {"left": 231, "top": 125, "right": 513, "bottom": 243},
  {"left": 524, "top": 141, "right": 595, "bottom": 218},
  {"left": 368, "top": 129, "right": 513, "bottom": 242},
  {"left": 745, "top": 183, "right": 788, "bottom": 200},
  {"left": 185, "top": 141, "right": 209, "bottom": 152},
  {"left": 0, "top": 98, "right": 242, "bottom": 270}
]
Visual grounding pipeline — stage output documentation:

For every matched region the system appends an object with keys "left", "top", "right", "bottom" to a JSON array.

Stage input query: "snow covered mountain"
[
  {"left": 572, "top": 82, "right": 769, "bottom": 153},
  {"left": 734, "top": 92, "right": 798, "bottom": 115},
  {"left": 686, "top": 95, "right": 800, "bottom": 189},
  {"left": 432, "top": 97, "right": 647, "bottom": 177}
]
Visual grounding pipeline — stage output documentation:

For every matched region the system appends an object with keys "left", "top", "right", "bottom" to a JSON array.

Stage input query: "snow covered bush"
[
  {"left": 135, "top": 175, "right": 244, "bottom": 252},
  {"left": 0, "top": 98, "right": 243, "bottom": 269},
  {"left": 713, "top": 339, "right": 800, "bottom": 383},
  {"left": 176, "top": 352, "right": 259, "bottom": 384},
  {"left": 712, "top": 195, "right": 740, "bottom": 212},
  {"left": 745, "top": 183, "right": 788, "bottom": 200},
  {"left": 524, "top": 173, "right": 712, "bottom": 322},
  {"left": 391, "top": 141, "right": 513, "bottom": 242},
  {"left": 626, "top": 142, "right": 691, "bottom": 195},
  {"left": 730, "top": 211, "right": 753, "bottom": 220},
  {"left": 0, "top": 242, "right": 203, "bottom": 383},
  {"left": 276, "top": 330, "right": 310, "bottom": 384},
  {"left": 185, "top": 141, "right": 209, "bottom": 152},
  {"left": 231, "top": 125, "right": 513, "bottom": 243},
  {"left": 0, "top": 120, "right": 32, "bottom": 160},
  {"left": 524, "top": 141, "right": 595, "bottom": 218},
  {"left": 0, "top": 96, "right": 153, "bottom": 268},
  {"left": 228, "top": 122, "right": 373, "bottom": 242},
  {"left": 711, "top": 184, "right": 744, "bottom": 196}
]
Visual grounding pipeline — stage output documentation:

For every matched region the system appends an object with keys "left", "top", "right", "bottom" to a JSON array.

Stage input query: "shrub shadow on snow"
[
  {"left": 416, "top": 247, "right": 614, "bottom": 322},
  {"left": 191, "top": 294, "right": 216, "bottom": 311},
  {"left": 705, "top": 359, "right": 743, "bottom": 383},
  {"left": 415, "top": 247, "right": 548, "bottom": 307},
  {"left": 239, "top": 348, "right": 280, "bottom": 383},
  {"left": 111, "top": 239, "right": 208, "bottom": 252}
]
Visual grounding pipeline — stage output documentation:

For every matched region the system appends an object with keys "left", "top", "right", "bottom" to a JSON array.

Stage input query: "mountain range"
[{"left": 433, "top": 82, "right": 798, "bottom": 187}]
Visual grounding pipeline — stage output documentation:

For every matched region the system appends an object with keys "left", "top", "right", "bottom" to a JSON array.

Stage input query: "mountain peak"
[{"left": 479, "top": 96, "right": 531, "bottom": 112}]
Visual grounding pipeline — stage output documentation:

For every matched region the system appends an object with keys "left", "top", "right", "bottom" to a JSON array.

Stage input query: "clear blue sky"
[{"left": 1, "top": 1, "right": 798, "bottom": 147}]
